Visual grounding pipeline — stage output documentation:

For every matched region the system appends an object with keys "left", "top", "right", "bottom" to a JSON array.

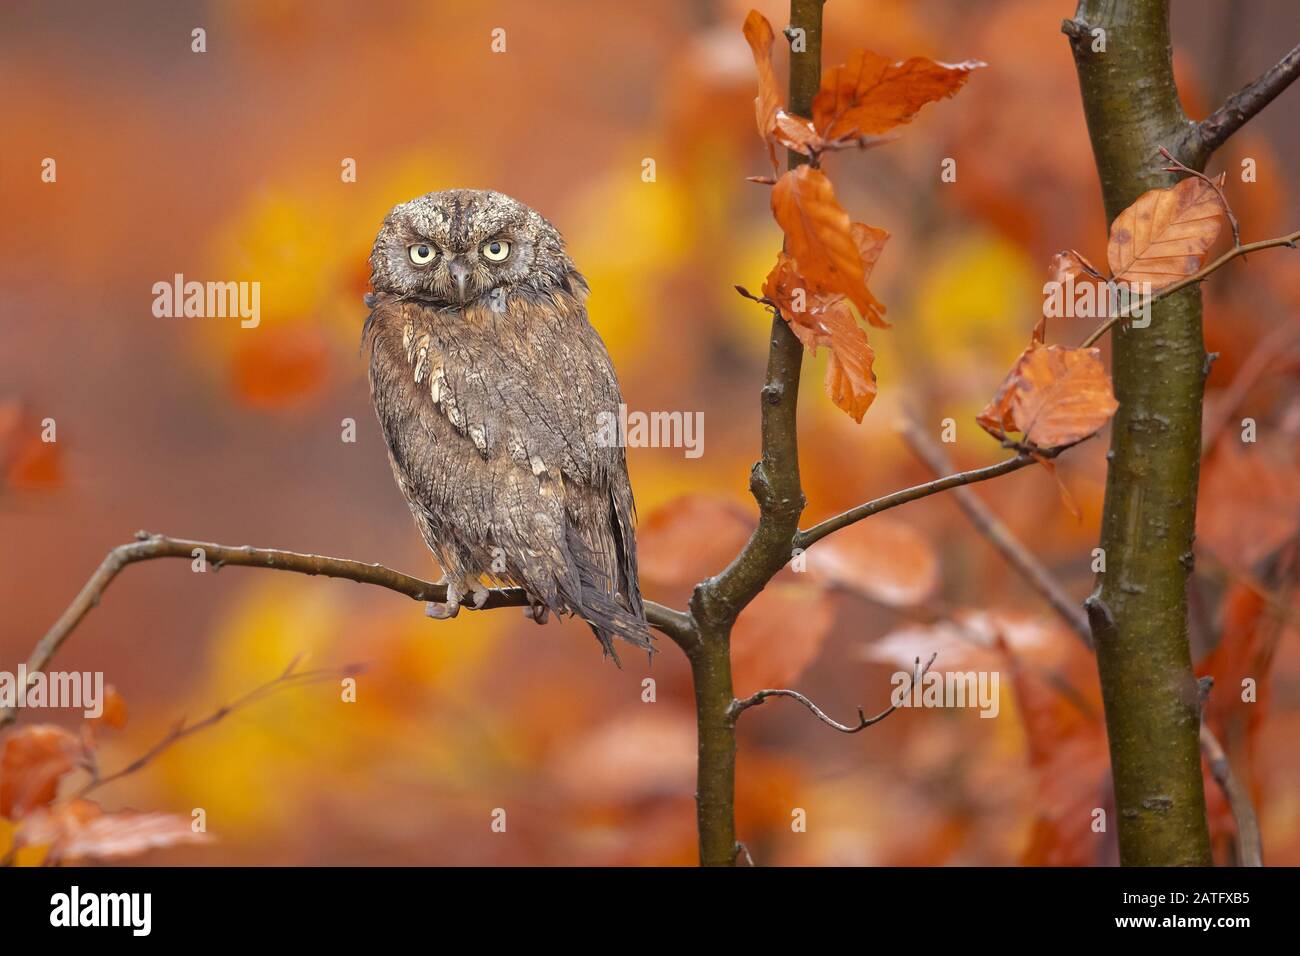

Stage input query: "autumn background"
[{"left": 2, "top": 0, "right": 1299, "bottom": 866}]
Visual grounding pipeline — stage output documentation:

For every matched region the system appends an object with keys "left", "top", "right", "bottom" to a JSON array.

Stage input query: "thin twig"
[
  {"left": 1195, "top": 42, "right": 1300, "bottom": 159},
  {"left": 1079, "top": 230, "right": 1300, "bottom": 349},
  {"left": 1, "top": 531, "right": 696, "bottom": 728},
  {"left": 1198, "top": 722, "right": 1263, "bottom": 867},
  {"left": 729, "top": 652, "right": 938, "bottom": 731},
  {"left": 78, "top": 657, "right": 357, "bottom": 796}
]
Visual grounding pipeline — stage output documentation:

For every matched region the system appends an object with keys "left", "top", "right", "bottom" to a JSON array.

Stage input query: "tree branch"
[
  {"left": 899, "top": 422, "right": 1093, "bottom": 645},
  {"left": 1080, "top": 229, "right": 1300, "bottom": 349},
  {"left": 795, "top": 439, "right": 1078, "bottom": 551},
  {"left": 0, "top": 531, "right": 696, "bottom": 728},
  {"left": 729, "top": 652, "right": 937, "bottom": 732},
  {"left": 1193, "top": 41, "right": 1300, "bottom": 160}
]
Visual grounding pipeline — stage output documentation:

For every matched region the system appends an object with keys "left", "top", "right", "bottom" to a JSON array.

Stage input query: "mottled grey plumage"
[{"left": 363, "top": 189, "right": 650, "bottom": 660}]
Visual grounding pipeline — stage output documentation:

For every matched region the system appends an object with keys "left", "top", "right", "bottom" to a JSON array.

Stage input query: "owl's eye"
[
  {"left": 408, "top": 244, "right": 435, "bottom": 265},
  {"left": 481, "top": 239, "right": 511, "bottom": 262}
]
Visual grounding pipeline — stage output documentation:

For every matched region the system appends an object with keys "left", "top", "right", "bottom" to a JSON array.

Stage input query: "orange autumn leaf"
[
  {"left": 1108, "top": 175, "right": 1225, "bottom": 290},
  {"left": 763, "top": 250, "right": 841, "bottom": 323},
  {"left": 849, "top": 221, "right": 890, "bottom": 336},
  {"left": 812, "top": 50, "right": 985, "bottom": 140},
  {"left": 977, "top": 342, "right": 1118, "bottom": 448},
  {"left": 762, "top": 249, "right": 881, "bottom": 421},
  {"left": 742, "top": 10, "right": 821, "bottom": 168},
  {"left": 805, "top": 516, "right": 938, "bottom": 606},
  {"left": 731, "top": 582, "right": 834, "bottom": 697},
  {"left": 821, "top": 306, "right": 878, "bottom": 422},
  {"left": 0, "top": 726, "right": 82, "bottom": 819},
  {"left": 763, "top": 220, "right": 890, "bottom": 327},
  {"left": 771, "top": 165, "right": 886, "bottom": 326}
]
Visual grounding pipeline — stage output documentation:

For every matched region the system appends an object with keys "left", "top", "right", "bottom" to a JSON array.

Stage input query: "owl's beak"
[{"left": 448, "top": 258, "right": 471, "bottom": 302}]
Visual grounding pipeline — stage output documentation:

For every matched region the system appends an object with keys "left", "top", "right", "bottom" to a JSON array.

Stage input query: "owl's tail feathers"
[{"left": 561, "top": 527, "right": 654, "bottom": 667}]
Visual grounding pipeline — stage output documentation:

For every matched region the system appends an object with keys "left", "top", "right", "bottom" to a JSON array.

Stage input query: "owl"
[{"left": 362, "top": 189, "right": 651, "bottom": 661}]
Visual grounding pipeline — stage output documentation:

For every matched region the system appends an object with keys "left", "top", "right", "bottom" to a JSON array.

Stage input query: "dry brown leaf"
[
  {"left": 762, "top": 251, "right": 880, "bottom": 421},
  {"left": 854, "top": 221, "right": 891, "bottom": 337},
  {"left": 821, "top": 305, "right": 878, "bottom": 422},
  {"left": 763, "top": 250, "right": 841, "bottom": 326},
  {"left": 771, "top": 166, "right": 886, "bottom": 326},
  {"left": 977, "top": 343, "right": 1117, "bottom": 448},
  {"left": 742, "top": 11, "right": 782, "bottom": 140},
  {"left": 731, "top": 582, "right": 834, "bottom": 697},
  {"left": 805, "top": 516, "right": 938, "bottom": 606},
  {"left": 0, "top": 725, "right": 82, "bottom": 820},
  {"left": 742, "top": 10, "right": 821, "bottom": 167},
  {"left": 1108, "top": 176, "right": 1225, "bottom": 290},
  {"left": 812, "top": 50, "right": 985, "bottom": 140}
]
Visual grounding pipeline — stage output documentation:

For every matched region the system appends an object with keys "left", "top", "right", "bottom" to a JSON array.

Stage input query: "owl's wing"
[{"left": 372, "top": 288, "right": 647, "bottom": 653}]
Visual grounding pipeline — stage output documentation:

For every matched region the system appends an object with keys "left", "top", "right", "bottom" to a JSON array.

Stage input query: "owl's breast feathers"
[{"left": 364, "top": 285, "right": 650, "bottom": 659}]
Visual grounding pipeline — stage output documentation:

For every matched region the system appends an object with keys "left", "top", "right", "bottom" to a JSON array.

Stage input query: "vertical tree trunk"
[
  {"left": 689, "top": 633, "right": 739, "bottom": 866},
  {"left": 1066, "top": 0, "right": 1213, "bottom": 865},
  {"left": 687, "top": 0, "right": 821, "bottom": 867}
]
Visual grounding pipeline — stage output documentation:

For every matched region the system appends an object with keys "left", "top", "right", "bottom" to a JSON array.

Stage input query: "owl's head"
[{"left": 368, "top": 189, "right": 578, "bottom": 306}]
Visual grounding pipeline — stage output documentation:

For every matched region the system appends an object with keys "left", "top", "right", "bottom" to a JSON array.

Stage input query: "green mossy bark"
[{"left": 1068, "top": 0, "right": 1213, "bottom": 866}]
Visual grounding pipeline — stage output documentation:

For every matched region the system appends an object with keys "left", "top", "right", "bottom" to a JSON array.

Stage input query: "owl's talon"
[
  {"left": 467, "top": 584, "right": 490, "bottom": 610},
  {"left": 425, "top": 600, "right": 460, "bottom": 620},
  {"left": 523, "top": 602, "right": 550, "bottom": 625}
]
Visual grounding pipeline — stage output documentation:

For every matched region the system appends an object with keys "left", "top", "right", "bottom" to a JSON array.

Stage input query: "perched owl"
[{"left": 362, "top": 189, "right": 651, "bottom": 661}]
